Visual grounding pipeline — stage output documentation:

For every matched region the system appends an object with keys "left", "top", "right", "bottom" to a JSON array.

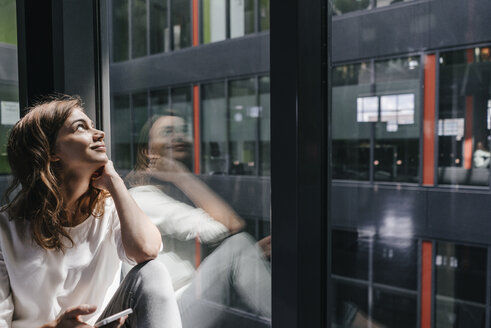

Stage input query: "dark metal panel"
[
  {"left": 427, "top": 189, "right": 491, "bottom": 245},
  {"left": 332, "top": 1, "right": 430, "bottom": 62},
  {"left": 332, "top": 183, "right": 427, "bottom": 236},
  {"left": 0, "top": 44, "right": 18, "bottom": 82},
  {"left": 110, "top": 33, "right": 270, "bottom": 93},
  {"left": 199, "top": 175, "right": 271, "bottom": 220},
  {"left": 271, "top": 0, "right": 328, "bottom": 326},
  {"left": 430, "top": 0, "right": 491, "bottom": 50},
  {"left": 332, "top": 181, "right": 491, "bottom": 245}
]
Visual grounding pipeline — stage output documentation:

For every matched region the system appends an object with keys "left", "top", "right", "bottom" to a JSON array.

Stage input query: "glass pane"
[
  {"left": 112, "top": 0, "right": 129, "bottom": 62},
  {"left": 229, "top": 78, "right": 257, "bottom": 175},
  {"left": 0, "top": 0, "right": 16, "bottom": 45},
  {"left": 259, "top": 76, "right": 270, "bottom": 175},
  {"left": 173, "top": 0, "right": 191, "bottom": 50},
  {"left": 374, "top": 57, "right": 420, "bottom": 183},
  {"left": 202, "top": 0, "right": 226, "bottom": 44},
  {"left": 435, "top": 242, "right": 487, "bottom": 327},
  {"left": 438, "top": 47, "right": 491, "bottom": 186},
  {"left": 112, "top": 94, "right": 132, "bottom": 171},
  {"left": 150, "top": 88, "right": 170, "bottom": 115},
  {"left": 230, "top": 0, "right": 255, "bottom": 38},
  {"left": 332, "top": 62, "right": 372, "bottom": 180},
  {"left": 376, "top": 0, "right": 413, "bottom": 8},
  {"left": 259, "top": 0, "right": 269, "bottom": 31},
  {"left": 201, "top": 82, "right": 228, "bottom": 174},
  {"left": 107, "top": 0, "right": 271, "bottom": 324},
  {"left": 131, "top": 0, "right": 147, "bottom": 58},
  {"left": 150, "top": 0, "right": 170, "bottom": 54},
  {"left": 332, "top": 0, "right": 370, "bottom": 15}
]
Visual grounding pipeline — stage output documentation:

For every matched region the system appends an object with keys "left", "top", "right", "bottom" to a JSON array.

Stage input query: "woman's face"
[
  {"left": 148, "top": 116, "right": 192, "bottom": 161},
  {"left": 53, "top": 108, "right": 108, "bottom": 172}
]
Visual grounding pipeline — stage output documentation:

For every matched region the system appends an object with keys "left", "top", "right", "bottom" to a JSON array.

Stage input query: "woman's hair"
[{"left": 3, "top": 94, "right": 108, "bottom": 251}]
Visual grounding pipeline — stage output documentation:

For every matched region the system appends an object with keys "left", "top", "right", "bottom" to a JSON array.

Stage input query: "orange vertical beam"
[
  {"left": 423, "top": 54, "right": 436, "bottom": 185},
  {"left": 193, "top": 85, "right": 201, "bottom": 267},
  {"left": 463, "top": 49, "right": 474, "bottom": 169},
  {"left": 421, "top": 241, "right": 433, "bottom": 328},
  {"left": 192, "top": 0, "right": 199, "bottom": 46},
  {"left": 463, "top": 96, "right": 474, "bottom": 169}
]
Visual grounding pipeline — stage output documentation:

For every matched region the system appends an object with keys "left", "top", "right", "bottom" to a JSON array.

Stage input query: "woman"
[
  {"left": 0, "top": 95, "right": 182, "bottom": 328},
  {"left": 126, "top": 113, "right": 271, "bottom": 328}
]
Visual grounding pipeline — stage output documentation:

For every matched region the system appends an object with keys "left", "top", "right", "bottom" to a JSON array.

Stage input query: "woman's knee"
[{"left": 127, "top": 260, "right": 175, "bottom": 298}]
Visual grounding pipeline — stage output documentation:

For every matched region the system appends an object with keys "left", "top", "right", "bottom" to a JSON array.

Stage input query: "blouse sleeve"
[
  {"left": 0, "top": 243, "right": 13, "bottom": 327},
  {"left": 107, "top": 200, "right": 137, "bottom": 266},
  {"left": 129, "top": 186, "right": 229, "bottom": 244}
]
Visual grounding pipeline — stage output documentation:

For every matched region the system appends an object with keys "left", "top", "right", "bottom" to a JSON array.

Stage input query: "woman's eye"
[{"left": 76, "top": 124, "right": 86, "bottom": 131}]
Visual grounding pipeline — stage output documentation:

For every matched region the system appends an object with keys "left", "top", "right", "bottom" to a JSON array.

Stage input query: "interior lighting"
[
  {"left": 396, "top": 160, "right": 402, "bottom": 165},
  {"left": 374, "top": 160, "right": 379, "bottom": 166}
]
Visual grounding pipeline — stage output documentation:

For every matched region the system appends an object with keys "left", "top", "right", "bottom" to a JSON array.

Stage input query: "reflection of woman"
[
  {"left": 473, "top": 141, "right": 490, "bottom": 168},
  {"left": 126, "top": 114, "right": 271, "bottom": 328},
  {"left": 0, "top": 96, "right": 181, "bottom": 328}
]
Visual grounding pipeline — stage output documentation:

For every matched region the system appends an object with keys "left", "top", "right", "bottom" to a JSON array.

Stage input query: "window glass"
[
  {"left": 332, "top": 0, "right": 370, "bottom": 15},
  {"left": 435, "top": 242, "right": 487, "bottom": 327},
  {"left": 229, "top": 78, "right": 257, "bottom": 175},
  {"left": 438, "top": 47, "right": 491, "bottom": 186},
  {"left": 259, "top": 0, "right": 269, "bottom": 31},
  {"left": 201, "top": 0, "right": 226, "bottom": 44},
  {"left": 107, "top": 0, "right": 271, "bottom": 325},
  {"left": 332, "top": 62, "right": 372, "bottom": 180},
  {"left": 230, "top": 0, "right": 255, "bottom": 38},
  {"left": 374, "top": 57, "right": 420, "bottom": 183},
  {"left": 131, "top": 0, "right": 147, "bottom": 58},
  {"left": 201, "top": 82, "right": 228, "bottom": 174},
  {"left": 376, "top": 0, "right": 413, "bottom": 8},
  {"left": 0, "top": 0, "right": 16, "bottom": 45},
  {"left": 0, "top": 0, "right": 19, "bottom": 175},
  {"left": 150, "top": 88, "right": 170, "bottom": 115},
  {"left": 172, "top": 0, "right": 191, "bottom": 50},
  {"left": 112, "top": 94, "right": 132, "bottom": 171},
  {"left": 150, "top": 0, "right": 169, "bottom": 54},
  {"left": 112, "top": 0, "right": 129, "bottom": 62},
  {"left": 259, "top": 76, "right": 270, "bottom": 175}
]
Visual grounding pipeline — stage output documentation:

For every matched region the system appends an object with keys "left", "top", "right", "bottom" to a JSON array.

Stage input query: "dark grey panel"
[
  {"left": 332, "top": 182, "right": 427, "bottom": 236},
  {"left": 332, "top": 1, "right": 430, "bottom": 62},
  {"left": 333, "top": 181, "right": 491, "bottom": 245},
  {"left": 199, "top": 175, "right": 271, "bottom": 220},
  {"left": 430, "top": 0, "right": 491, "bottom": 49},
  {"left": 110, "top": 33, "right": 270, "bottom": 93},
  {"left": 0, "top": 44, "right": 17, "bottom": 82},
  {"left": 427, "top": 189, "right": 491, "bottom": 245},
  {"left": 332, "top": 0, "right": 491, "bottom": 63}
]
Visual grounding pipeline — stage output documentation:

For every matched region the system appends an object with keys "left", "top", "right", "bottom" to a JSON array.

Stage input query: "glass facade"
[
  {"left": 0, "top": 0, "right": 18, "bottom": 175},
  {"left": 332, "top": 56, "right": 420, "bottom": 182},
  {"left": 438, "top": 47, "right": 491, "bottom": 186},
  {"left": 108, "top": 0, "right": 271, "bottom": 319},
  {"left": 330, "top": 0, "right": 491, "bottom": 327}
]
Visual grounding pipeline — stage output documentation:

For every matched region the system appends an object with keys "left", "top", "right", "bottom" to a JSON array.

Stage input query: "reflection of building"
[{"left": 332, "top": 1, "right": 491, "bottom": 327}]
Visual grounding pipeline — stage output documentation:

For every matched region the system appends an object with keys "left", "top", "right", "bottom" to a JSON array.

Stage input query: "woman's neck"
[{"left": 60, "top": 171, "right": 92, "bottom": 226}]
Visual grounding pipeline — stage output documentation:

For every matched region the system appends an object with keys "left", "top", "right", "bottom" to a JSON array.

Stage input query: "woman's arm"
[
  {"left": 150, "top": 158, "right": 245, "bottom": 234},
  {"left": 92, "top": 161, "right": 161, "bottom": 263}
]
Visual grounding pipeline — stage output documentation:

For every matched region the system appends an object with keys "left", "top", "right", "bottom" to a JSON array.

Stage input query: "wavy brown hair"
[{"left": 3, "top": 95, "right": 108, "bottom": 251}]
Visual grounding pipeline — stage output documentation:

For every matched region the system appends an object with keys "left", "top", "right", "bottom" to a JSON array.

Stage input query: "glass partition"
[
  {"left": 107, "top": 0, "right": 271, "bottom": 325},
  {"left": 0, "top": 0, "right": 18, "bottom": 176},
  {"left": 329, "top": 0, "right": 491, "bottom": 327}
]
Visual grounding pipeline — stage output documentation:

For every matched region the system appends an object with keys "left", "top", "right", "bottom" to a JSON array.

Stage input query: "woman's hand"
[
  {"left": 91, "top": 160, "right": 121, "bottom": 192},
  {"left": 41, "top": 304, "right": 127, "bottom": 328}
]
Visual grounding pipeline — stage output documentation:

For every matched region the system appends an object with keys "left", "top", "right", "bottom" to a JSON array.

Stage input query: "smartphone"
[{"left": 94, "top": 308, "right": 133, "bottom": 327}]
